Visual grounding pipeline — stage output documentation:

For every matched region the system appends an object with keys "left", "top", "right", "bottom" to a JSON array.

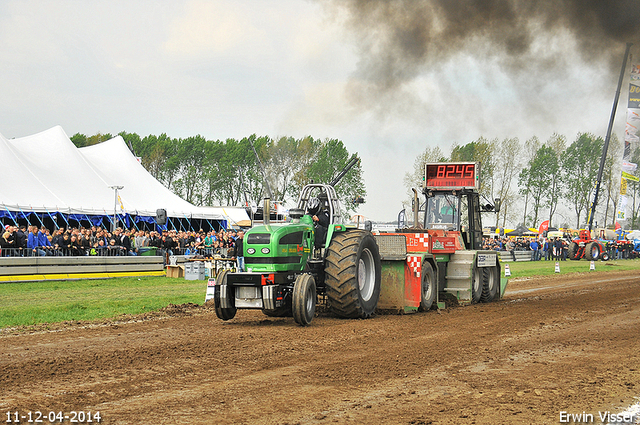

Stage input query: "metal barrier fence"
[
  {"left": 0, "top": 246, "right": 235, "bottom": 258},
  {"left": 0, "top": 255, "right": 165, "bottom": 282}
]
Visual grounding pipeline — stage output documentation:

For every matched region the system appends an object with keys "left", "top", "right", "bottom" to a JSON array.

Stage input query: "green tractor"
[{"left": 214, "top": 158, "right": 381, "bottom": 326}]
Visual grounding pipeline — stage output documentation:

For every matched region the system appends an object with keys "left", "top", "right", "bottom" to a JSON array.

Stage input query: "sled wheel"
[
  {"left": 419, "top": 261, "right": 436, "bottom": 311},
  {"left": 480, "top": 264, "right": 499, "bottom": 303},
  {"left": 471, "top": 264, "right": 483, "bottom": 303}
]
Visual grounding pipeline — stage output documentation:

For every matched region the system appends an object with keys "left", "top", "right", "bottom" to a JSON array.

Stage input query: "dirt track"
[{"left": 1, "top": 269, "right": 639, "bottom": 425}]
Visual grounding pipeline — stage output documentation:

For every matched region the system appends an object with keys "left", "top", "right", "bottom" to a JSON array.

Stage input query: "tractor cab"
[
  {"left": 423, "top": 162, "right": 497, "bottom": 250},
  {"left": 425, "top": 193, "right": 461, "bottom": 231},
  {"left": 296, "top": 184, "right": 344, "bottom": 226}
]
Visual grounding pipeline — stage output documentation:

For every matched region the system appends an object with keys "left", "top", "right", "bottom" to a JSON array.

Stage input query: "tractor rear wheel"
[
  {"left": 325, "top": 231, "right": 381, "bottom": 319},
  {"left": 214, "top": 269, "right": 237, "bottom": 321},
  {"left": 419, "top": 261, "right": 436, "bottom": 311},
  {"left": 585, "top": 242, "right": 601, "bottom": 261},
  {"left": 480, "top": 265, "right": 499, "bottom": 303},
  {"left": 568, "top": 242, "right": 580, "bottom": 260},
  {"left": 292, "top": 274, "right": 316, "bottom": 326}
]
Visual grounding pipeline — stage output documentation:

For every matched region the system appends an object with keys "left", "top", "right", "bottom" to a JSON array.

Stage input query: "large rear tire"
[
  {"left": 214, "top": 269, "right": 237, "bottom": 321},
  {"left": 480, "top": 265, "right": 499, "bottom": 303},
  {"left": 585, "top": 242, "right": 601, "bottom": 261},
  {"left": 325, "top": 231, "right": 381, "bottom": 319},
  {"left": 419, "top": 261, "right": 436, "bottom": 311},
  {"left": 292, "top": 274, "right": 316, "bottom": 326}
]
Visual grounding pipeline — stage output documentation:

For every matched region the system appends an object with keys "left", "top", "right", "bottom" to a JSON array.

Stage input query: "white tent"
[{"left": 0, "top": 126, "right": 249, "bottom": 228}]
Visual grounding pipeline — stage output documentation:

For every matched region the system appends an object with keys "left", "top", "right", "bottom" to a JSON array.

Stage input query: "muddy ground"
[{"left": 1, "top": 269, "right": 639, "bottom": 424}]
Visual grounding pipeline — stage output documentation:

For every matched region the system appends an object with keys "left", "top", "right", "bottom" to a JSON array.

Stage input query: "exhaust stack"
[{"left": 263, "top": 197, "right": 271, "bottom": 225}]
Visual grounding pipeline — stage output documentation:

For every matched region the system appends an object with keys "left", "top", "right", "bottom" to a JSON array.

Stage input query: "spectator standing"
[
  {"left": 120, "top": 229, "right": 136, "bottom": 256},
  {"left": 529, "top": 238, "right": 539, "bottom": 261},
  {"left": 15, "top": 225, "right": 28, "bottom": 256},
  {"left": 28, "top": 226, "right": 45, "bottom": 256},
  {"left": 0, "top": 230, "right": 14, "bottom": 256},
  {"left": 70, "top": 234, "right": 84, "bottom": 256},
  {"left": 543, "top": 238, "right": 551, "bottom": 261},
  {"left": 554, "top": 238, "right": 563, "bottom": 261},
  {"left": 234, "top": 231, "right": 245, "bottom": 271},
  {"left": 37, "top": 226, "right": 54, "bottom": 255}
]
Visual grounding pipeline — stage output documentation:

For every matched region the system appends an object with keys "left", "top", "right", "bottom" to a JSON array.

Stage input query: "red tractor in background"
[{"left": 567, "top": 229, "right": 609, "bottom": 261}]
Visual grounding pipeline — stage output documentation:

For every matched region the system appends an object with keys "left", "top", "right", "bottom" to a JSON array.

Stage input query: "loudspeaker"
[{"left": 156, "top": 209, "right": 167, "bottom": 225}]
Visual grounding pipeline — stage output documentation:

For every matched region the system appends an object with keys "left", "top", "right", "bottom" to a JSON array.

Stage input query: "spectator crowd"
[
  {"left": 482, "top": 233, "right": 638, "bottom": 260},
  {"left": 482, "top": 235, "right": 570, "bottom": 261},
  {"left": 0, "top": 224, "right": 243, "bottom": 258}
]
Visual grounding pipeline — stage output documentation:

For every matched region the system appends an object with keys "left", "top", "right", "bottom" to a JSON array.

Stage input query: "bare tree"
[{"left": 493, "top": 137, "right": 521, "bottom": 228}]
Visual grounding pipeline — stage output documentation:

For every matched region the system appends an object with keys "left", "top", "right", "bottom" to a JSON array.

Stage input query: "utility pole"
[{"left": 588, "top": 43, "right": 632, "bottom": 231}]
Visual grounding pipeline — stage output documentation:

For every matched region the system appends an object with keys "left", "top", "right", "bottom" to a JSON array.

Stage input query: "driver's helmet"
[{"left": 307, "top": 197, "right": 320, "bottom": 215}]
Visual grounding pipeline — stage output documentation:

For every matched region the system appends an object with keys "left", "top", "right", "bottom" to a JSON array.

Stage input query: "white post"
[{"left": 109, "top": 185, "right": 124, "bottom": 232}]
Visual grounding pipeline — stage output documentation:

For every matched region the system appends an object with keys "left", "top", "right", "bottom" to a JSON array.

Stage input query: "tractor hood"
[{"left": 243, "top": 217, "right": 314, "bottom": 272}]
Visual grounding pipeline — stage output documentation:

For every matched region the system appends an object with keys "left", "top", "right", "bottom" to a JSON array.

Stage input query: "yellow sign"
[{"left": 622, "top": 171, "right": 639, "bottom": 182}]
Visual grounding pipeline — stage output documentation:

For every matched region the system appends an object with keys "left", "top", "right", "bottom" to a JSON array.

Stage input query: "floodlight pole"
[{"left": 109, "top": 185, "right": 124, "bottom": 232}]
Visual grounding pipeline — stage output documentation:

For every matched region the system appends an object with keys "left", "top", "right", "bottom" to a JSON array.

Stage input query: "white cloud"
[{"left": 163, "top": 1, "right": 261, "bottom": 57}]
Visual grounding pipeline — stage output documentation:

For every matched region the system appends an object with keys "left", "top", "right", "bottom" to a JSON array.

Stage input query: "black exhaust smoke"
[{"left": 320, "top": 0, "right": 640, "bottom": 109}]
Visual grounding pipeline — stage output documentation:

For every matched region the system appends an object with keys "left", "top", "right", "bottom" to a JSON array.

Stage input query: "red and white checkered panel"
[
  {"left": 414, "top": 233, "right": 429, "bottom": 249},
  {"left": 407, "top": 255, "right": 422, "bottom": 278}
]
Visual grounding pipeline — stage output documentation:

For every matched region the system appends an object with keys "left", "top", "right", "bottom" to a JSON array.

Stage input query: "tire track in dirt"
[{"left": 1, "top": 270, "right": 638, "bottom": 424}]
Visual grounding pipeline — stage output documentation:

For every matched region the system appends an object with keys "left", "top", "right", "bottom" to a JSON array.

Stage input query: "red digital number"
[
  {"left": 465, "top": 164, "right": 474, "bottom": 178},
  {"left": 445, "top": 165, "right": 454, "bottom": 178},
  {"left": 437, "top": 165, "right": 445, "bottom": 178}
]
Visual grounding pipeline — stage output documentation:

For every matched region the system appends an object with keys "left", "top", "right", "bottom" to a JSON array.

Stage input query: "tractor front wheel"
[
  {"left": 292, "top": 274, "right": 316, "bottom": 326},
  {"left": 325, "top": 231, "right": 381, "bottom": 319},
  {"left": 214, "top": 269, "right": 237, "bottom": 321}
]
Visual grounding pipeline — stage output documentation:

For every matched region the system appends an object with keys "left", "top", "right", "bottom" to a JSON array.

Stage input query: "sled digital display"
[{"left": 424, "top": 162, "right": 479, "bottom": 190}]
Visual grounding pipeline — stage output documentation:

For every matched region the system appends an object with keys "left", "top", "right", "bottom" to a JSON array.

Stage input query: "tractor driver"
[{"left": 307, "top": 197, "right": 329, "bottom": 249}]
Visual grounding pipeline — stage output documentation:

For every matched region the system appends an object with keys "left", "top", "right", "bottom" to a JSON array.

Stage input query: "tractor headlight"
[
  {"left": 261, "top": 247, "right": 270, "bottom": 254},
  {"left": 247, "top": 248, "right": 256, "bottom": 254}
]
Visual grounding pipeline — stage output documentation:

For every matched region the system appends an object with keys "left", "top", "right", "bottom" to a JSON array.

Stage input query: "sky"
[{"left": 1, "top": 0, "right": 639, "bottom": 223}]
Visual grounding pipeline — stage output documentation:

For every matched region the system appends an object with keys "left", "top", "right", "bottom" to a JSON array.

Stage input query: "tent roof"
[
  {"left": 506, "top": 225, "right": 538, "bottom": 236},
  {"left": 0, "top": 126, "right": 248, "bottom": 224}
]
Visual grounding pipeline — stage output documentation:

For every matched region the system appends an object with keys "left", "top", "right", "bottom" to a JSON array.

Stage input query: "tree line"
[
  {"left": 70, "top": 132, "right": 366, "bottom": 215},
  {"left": 404, "top": 132, "right": 640, "bottom": 230}
]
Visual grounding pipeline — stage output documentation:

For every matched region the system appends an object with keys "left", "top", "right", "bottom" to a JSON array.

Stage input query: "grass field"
[
  {"left": 0, "top": 276, "right": 207, "bottom": 329},
  {"left": 1, "top": 258, "right": 639, "bottom": 329},
  {"left": 502, "top": 258, "right": 640, "bottom": 279}
]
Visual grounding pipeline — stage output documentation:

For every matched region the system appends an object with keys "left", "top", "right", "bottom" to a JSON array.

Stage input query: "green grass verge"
[
  {"left": 503, "top": 258, "right": 640, "bottom": 279},
  {"left": 0, "top": 276, "right": 207, "bottom": 329},
  {"left": 1, "top": 258, "right": 640, "bottom": 329}
]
